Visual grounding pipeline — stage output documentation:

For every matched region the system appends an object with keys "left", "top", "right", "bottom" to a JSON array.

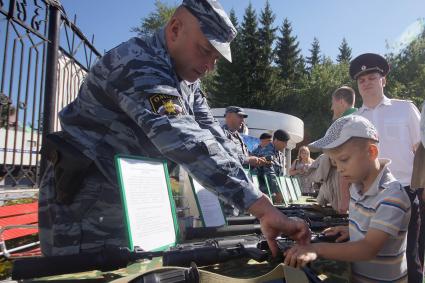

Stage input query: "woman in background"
[{"left": 289, "top": 146, "right": 315, "bottom": 195}]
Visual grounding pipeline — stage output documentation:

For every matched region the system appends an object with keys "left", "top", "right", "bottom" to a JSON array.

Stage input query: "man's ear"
[
  {"left": 368, "top": 143, "right": 379, "bottom": 159},
  {"left": 381, "top": 76, "right": 386, "bottom": 88},
  {"left": 167, "top": 17, "right": 183, "bottom": 42}
]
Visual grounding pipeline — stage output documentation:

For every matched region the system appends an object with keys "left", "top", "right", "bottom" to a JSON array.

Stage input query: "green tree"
[
  {"left": 297, "top": 61, "right": 352, "bottom": 140},
  {"left": 274, "top": 18, "right": 301, "bottom": 83},
  {"left": 208, "top": 10, "right": 245, "bottom": 107},
  {"left": 0, "top": 94, "right": 13, "bottom": 128},
  {"left": 131, "top": 0, "right": 177, "bottom": 37},
  {"left": 336, "top": 38, "right": 352, "bottom": 63},
  {"left": 307, "top": 37, "right": 321, "bottom": 71},
  {"left": 386, "top": 31, "right": 425, "bottom": 106},
  {"left": 255, "top": 0, "right": 281, "bottom": 108},
  {"left": 237, "top": 3, "right": 262, "bottom": 107}
]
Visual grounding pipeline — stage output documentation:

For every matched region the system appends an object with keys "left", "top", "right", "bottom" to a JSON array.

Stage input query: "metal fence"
[{"left": 0, "top": 0, "right": 101, "bottom": 189}]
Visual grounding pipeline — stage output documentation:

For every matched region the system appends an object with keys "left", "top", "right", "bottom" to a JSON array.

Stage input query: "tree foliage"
[
  {"left": 275, "top": 18, "right": 301, "bottom": 83},
  {"left": 137, "top": 2, "right": 425, "bottom": 143},
  {"left": 131, "top": 0, "right": 176, "bottom": 37},
  {"left": 307, "top": 37, "right": 321, "bottom": 72},
  {"left": 337, "top": 38, "right": 352, "bottom": 63}
]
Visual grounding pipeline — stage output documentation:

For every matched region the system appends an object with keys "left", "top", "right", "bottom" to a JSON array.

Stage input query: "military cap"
[
  {"left": 224, "top": 106, "right": 248, "bottom": 117},
  {"left": 349, "top": 53, "right": 390, "bottom": 80},
  {"left": 182, "top": 0, "right": 237, "bottom": 62},
  {"left": 273, "top": 129, "right": 290, "bottom": 142},
  {"left": 309, "top": 115, "right": 379, "bottom": 152}
]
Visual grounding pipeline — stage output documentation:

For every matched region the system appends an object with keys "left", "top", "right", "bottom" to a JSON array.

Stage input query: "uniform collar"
[
  {"left": 222, "top": 124, "right": 240, "bottom": 135},
  {"left": 357, "top": 95, "right": 392, "bottom": 114},
  {"left": 351, "top": 158, "right": 393, "bottom": 199}
]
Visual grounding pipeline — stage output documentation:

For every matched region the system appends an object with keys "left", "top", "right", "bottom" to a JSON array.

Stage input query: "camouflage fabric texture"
[
  {"left": 221, "top": 124, "right": 249, "bottom": 165},
  {"left": 251, "top": 143, "right": 284, "bottom": 176},
  {"left": 251, "top": 143, "right": 284, "bottom": 194},
  {"left": 38, "top": 24, "right": 262, "bottom": 256},
  {"left": 30, "top": 257, "right": 350, "bottom": 282}
]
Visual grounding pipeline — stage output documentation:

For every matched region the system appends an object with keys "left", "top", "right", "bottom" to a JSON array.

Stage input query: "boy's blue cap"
[{"left": 182, "top": 0, "right": 237, "bottom": 62}]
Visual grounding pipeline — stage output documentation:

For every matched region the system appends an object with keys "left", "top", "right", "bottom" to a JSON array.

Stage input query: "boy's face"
[
  {"left": 273, "top": 139, "right": 287, "bottom": 152},
  {"left": 260, "top": 138, "right": 272, "bottom": 147},
  {"left": 326, "top": 139, "right": 374, "bottom": 184}
]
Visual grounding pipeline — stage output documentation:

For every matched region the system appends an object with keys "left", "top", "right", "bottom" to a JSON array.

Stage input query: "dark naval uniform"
[{"left": 39, "top": 1, "right": 262, "bottom": 256}]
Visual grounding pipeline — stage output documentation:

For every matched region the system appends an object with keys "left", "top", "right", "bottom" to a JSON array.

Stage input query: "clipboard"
[{"left": 115, "top": 155, "right": 179, "bottom": 251}]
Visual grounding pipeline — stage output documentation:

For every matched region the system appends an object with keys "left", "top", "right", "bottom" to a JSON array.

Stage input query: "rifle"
[
  {"left": 225, "top": 212, "right": 348, "bottom": 233},
  {"left": 185, "top": 224, "right": 262, "bottom": 239},
  {"left": 12, "top": 234, "right": 324, "bottom": 282}
]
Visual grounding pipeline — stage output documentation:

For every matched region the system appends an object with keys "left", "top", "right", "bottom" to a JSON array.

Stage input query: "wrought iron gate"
[{"left": 0, "top": 0, "right": 101, "bottom": 189}]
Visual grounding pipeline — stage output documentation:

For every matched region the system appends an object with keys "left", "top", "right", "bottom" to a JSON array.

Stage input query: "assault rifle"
[
  {"left": 12, "top": 234, "right": 328, "bottom": 282},
  {"left": 224, "top": 211, "right": 348, "bottom": 233}
]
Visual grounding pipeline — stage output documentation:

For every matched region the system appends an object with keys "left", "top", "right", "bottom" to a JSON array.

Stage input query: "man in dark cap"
[
  {"left": 350, "top": 53, "right": 422, "bottom": 282},
  {"left": 39, "top": 0, "right": 310, "bottom": 256},
  {"left": 222, "top": 106, "right": 266, "bottom": 168}
]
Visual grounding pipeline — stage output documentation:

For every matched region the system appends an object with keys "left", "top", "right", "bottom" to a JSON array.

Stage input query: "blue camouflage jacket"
[
  {"left": 58, "top": 27, "right": 262, "bottom": 210},
  {"left": 251, "top": 143, "right": 284, "bottom": 176}
]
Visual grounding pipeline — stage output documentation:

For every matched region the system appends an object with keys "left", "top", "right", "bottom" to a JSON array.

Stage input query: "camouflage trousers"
[{"left": 38, "top": 163, "right": 127, "bottom": 256}]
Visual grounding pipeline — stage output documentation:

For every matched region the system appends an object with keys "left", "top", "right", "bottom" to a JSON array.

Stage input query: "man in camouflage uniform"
[
  {"left": 222, "top": 106, "right": 265, "bottom": 168},
  {"left": 39, "top": 0, "right": 310, "bottom": 256},
  {"left": 252, "top": 130, "right": 289, "bottom": 204}
]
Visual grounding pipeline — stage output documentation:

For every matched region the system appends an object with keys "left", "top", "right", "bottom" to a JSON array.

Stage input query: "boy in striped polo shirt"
[{"left": 284, "top": 115, "right": 411, "bottom": 282}]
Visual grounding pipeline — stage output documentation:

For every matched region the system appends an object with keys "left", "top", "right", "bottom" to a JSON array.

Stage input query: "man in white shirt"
[{"left": 350, "top": 53, "right": 422, "bottom": 283}]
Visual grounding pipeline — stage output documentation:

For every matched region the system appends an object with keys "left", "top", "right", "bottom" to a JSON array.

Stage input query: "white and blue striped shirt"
[{"left": 349, "top": 159, "right": 411, "bottom": 283}]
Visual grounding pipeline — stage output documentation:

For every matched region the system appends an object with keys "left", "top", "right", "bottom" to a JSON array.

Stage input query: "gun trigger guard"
[{"left": 243, "top": 247, "right": 268, "bottom": 262}]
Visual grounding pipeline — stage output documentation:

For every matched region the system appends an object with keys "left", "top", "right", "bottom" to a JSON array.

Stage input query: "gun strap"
[{"left": 110, "top": 263, "right": 310, "bottom": 283}]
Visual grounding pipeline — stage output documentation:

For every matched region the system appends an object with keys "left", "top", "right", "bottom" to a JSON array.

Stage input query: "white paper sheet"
[
  {"left": 191, "top": 178, "right": 225, "bottom": 227},
  {"left": 117, "top": 157, "right": 176, "bottom": 251}
]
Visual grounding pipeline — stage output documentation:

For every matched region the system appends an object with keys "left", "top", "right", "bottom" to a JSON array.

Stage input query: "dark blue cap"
[{"left": 349, "top": 53, "right": 390, "bottom": 80}]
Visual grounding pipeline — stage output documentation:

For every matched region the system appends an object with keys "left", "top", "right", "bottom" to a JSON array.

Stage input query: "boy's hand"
[
  {"left": 323, "top": 226, "right": 349, "bottom": 242},
  {"left": 284, "top": 244, "right": 318, "bottom": 268}
]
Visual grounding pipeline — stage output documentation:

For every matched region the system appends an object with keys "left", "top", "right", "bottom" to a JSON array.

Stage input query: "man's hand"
[
  {"left": 248, "top": 195, "right": 311, "bottom": 257},
  {"left": 284, "top": 244, "right": 318, "bottom": 268},
  {"left": 323, "top": 226, "right": 349, "bottom": 242},
  {"left": 247, "top": 156, "right": 267, "bottom": 167}
]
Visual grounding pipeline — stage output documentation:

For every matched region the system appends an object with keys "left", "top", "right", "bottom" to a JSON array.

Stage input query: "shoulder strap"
[{"left": 110, "top": 263, "right": 310, "bottom": 283}]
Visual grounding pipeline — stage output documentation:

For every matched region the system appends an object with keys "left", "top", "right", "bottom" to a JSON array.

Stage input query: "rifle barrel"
[
  {"left": 11, "top": 247, "right": 157, "bottom": 280},
  {"left": 185, "top": 224, "right": 262, "bottom": 240}
]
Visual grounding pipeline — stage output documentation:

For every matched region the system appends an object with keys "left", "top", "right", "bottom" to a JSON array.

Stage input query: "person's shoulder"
[
  {"left": 389, "top": 98, "right": 420, "bottom": 114},
  {"left": 389, "top": 97, "right": 415, "bottom": 108},
  {"left": 379, "top": 179, "right": 410, "bottom": 209}
]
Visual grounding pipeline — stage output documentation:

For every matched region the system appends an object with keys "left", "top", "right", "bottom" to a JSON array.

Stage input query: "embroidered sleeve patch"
[{"left": 149, "top": 94, "right": 184, "bottom": 116}]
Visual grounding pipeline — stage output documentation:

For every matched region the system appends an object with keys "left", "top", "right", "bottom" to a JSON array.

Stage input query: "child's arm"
[{"left": 284, "top": 228, "right": 390, "bottom": 268}]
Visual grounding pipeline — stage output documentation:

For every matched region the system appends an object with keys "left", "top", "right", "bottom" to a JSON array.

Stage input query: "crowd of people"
[{"left": 37, "top": 0, "right": 425, "bottom": 281}]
